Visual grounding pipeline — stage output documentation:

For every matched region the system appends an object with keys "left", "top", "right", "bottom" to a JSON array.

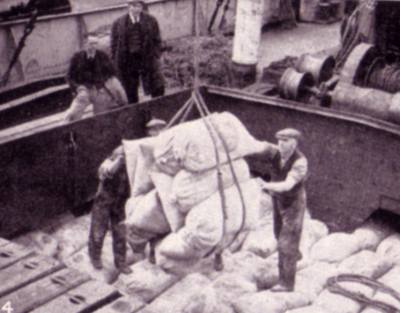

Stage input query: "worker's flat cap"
[
  {"left": 275, "top": 128, "right": 302, "bottom": 140},
  {"left": 146, "top": 118, "right": 167, "bottom": 128}
]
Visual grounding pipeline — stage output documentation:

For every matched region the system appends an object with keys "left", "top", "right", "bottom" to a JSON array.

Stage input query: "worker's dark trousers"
[
  {"left": 88, "top": 166, "right": 130, "bottom": 269},
  {"left": 272, "top": 190, "right": 306, "bottom": 289}
]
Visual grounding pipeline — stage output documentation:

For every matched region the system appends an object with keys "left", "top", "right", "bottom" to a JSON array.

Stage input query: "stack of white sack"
[{"left": 123, "top": 112, "right": 266, "bottom": 263}]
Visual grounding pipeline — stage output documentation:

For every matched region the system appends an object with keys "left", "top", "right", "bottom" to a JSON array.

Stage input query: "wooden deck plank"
[
  {"left": 30, "top": 279, "right": 120, "bottom": 313},
  {"left": 94, "top": 295, "right": 146, "bottom": 313},
  {"left": 0, "top": 267, "right": 91, "bottom": 313},
  {"left": 0, "top": 241, "right": 35, "bottom": 270},
  {"left": 0, "top": 254, "right": 63, "bottom": 298}
]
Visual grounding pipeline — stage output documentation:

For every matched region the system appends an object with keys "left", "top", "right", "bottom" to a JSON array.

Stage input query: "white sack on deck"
[
  {"left": 150, "top": 170, "right": 185, "bottom": 232},
  {"left": 298, "top": 218, "right": 329, "bottom": 268},
  {"left": 241, "top": 224, "right": 277, "bottom": 258},
  {"left": 365, "top": 266, "right": 400, "bottom": 312},
  {"left": 352, "top": 221, "right": 391, "bottom": 251},
  {"left": 295, "top": 262, "right": 338, "bottom": 301},
  {"left": 311, "top": 232, "right": 362, "bottom": 263},
  {"left": 172, "top": 159, "right": 250, "bottom": 211},
  {"left": 158, "top": 179, "right": 262, "bottom": 260},
  {"left": 337, "top": 250, "right": 393, "bottom": 279},
  {"left": 234, "top": 290, "right": 311, "bottom": 313},
  {"left": 377, "top": 234, "right": 400, "bottom": 266},
  {"left": 123, "top": 137, "right": 160, "bottom": 197},
  {"left": 153, "top": 112, "right": 265, "bottom": 174},
  {"left": 315, "top": 282, "right": 374, "bottom": 313}
]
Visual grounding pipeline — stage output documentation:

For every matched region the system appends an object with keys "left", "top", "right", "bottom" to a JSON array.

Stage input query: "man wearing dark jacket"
[
  {"left": 111, "top": 0, "right": 165, "bottom": 104},
  {"left": 88, "top": 118, "right": 167, "bottom": 273},
  {"left": 65, "top": 35, "right": 127, "bottom": 122}
]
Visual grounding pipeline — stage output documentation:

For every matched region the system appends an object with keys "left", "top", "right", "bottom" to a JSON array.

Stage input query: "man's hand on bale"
[{"left": 98, "top": 157, "right": 122, "bottom": 180}]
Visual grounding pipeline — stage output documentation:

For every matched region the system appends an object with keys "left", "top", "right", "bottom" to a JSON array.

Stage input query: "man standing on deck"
[
  {"left": 64, "top": 35, "right": 128, "bottom": 122},
  {"left": 110, "top": 0, "right": 165, "bottom": 104},
  {"left": 259, "top": 128, "right": 308, "bottom": 292},
  {"left": 88, "top": 118, "right": 166, "bottom": 274}
]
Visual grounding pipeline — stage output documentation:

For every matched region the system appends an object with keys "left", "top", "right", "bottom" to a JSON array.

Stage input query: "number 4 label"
[{"left": 1, "top": 301, "right": 13, "bottom": 313}]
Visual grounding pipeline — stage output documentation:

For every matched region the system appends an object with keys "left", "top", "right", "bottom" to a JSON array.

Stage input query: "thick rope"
[
  {"left": 166, "top": 98, "right": 193, "bottom": 129},
  {"left": 194, "top": 90, "right": 247, "bottom": 251},
  {"left": 327, "top": 274, "right": 400, "bottom": 313},
  {"left": 192, "top": 92, "right": 228, "bottom": 250}
]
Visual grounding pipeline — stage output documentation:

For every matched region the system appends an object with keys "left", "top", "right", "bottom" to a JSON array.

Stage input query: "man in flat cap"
[
  {"left": 259, "top": 128, "right": 308, "bottom": 292},
  {"left": 111, "top": 0, "right": 165, "bottom": 104},
  {"left": 88, "top": 118, "right": 166, "bottom": 273}
]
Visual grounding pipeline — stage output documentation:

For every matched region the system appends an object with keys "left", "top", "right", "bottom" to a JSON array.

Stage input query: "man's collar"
[
  {"left": 129, "top": 12, "right": 140, "bottom": 23},
  {"left": 86, "top": 50, "right": 96, "bottom": 59},
  {"left": 280, "top": 148, "right": 296, "bottom": 166}
]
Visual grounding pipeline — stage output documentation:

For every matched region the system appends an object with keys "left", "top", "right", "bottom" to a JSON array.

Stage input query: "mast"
[{"left": 231, "top": 0, "right": 265, "bottom": 88}]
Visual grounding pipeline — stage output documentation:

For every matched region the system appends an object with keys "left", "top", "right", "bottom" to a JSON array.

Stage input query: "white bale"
[
  {"left": 295, "top": 262, "right": 338, "bottom": 301},
  {"left": 51, "top": 214, "right": 91, "bottom": 260},
  {"left": 150, "top": 170, "right": 185, "bottom": 232},
  {"left": 139, "top": 273, "right": 214, "bottom": 313},
  {"left": 352, "top": 221, "right": 391, "bottom": 251},
  {"left": 172, "top": 159, "right": 250, "bottom": 211},
  {"left": 254, "top": 253, "right": 280, "bottom": 289},
  {"left": 114, "top": 260, "right": 178, "bottom": 302},
  {"left": 258, "top": 190, "right": 274, "bottom": 226},
  {"left": 315, "top": 282, "right": 374, "bottom": 313},
  {"left": 159, "top": 179, "right": 261, "bottom": 260},
  {"left": 233, "top": 290, "right": 310, "bottom": 313},
  {"left": 311, "top": 232, "right": 362, "bottom": 263},
  {"left": 212, "top": 273, "right": 258, "bottom": 307},
  {"left": 337, "top": 250, "right": 393, "bottom": 279},
  {"left": 286, "top": 305, "right": 330, "bottom": 313},
  {"left": 14, "top": 231, "right": 58, "bottom": 258},
  {"left": 377, "top": 234, "right": 400, "bottom": 266},
  {"left": 125, "top": 189, "right": 170, "bottom": 235},
  {"left": 378, "top": 266, "right": 400, "bottom": 292},
  {"left": 153, "top": 112, "right": 266, "bottom": 174},
  {"left": 368, "top": 266, "right": 400, "bottom": 311},
  {"left": 241, "top": 224, "right": 277, "bottom": 258},
  {"left": 123, "top": 137, "right": 157, "bottom": 197},
  {"left": 299, "top": 218, "right": 329, "bottom": 266},
  {"left": 220, "top": 251, "right": 274, "bottom": 284}
]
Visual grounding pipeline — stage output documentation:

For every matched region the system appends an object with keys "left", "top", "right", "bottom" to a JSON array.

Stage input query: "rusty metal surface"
[{"left": 1, "top": 86, "right": 400, "bottom": 237}]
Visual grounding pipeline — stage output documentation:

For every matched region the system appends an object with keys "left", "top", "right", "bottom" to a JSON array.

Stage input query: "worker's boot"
[
  {"left": 214, "top": 252, "right": 224, "bottom": 271},
  {"left": 149, "top": 239, "right": 157, "bottom": 265},
  {"left": 90, "top": 258, "right": 103, "bottom": 270}
]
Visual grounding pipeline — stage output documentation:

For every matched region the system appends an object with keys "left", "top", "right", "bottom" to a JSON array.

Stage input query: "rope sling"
[
  {"left": 327, "top": 274, "right": 400, "bottom": 313},
  {"left": 162, "top": 0, "right": 246, "bottom": 270}
]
